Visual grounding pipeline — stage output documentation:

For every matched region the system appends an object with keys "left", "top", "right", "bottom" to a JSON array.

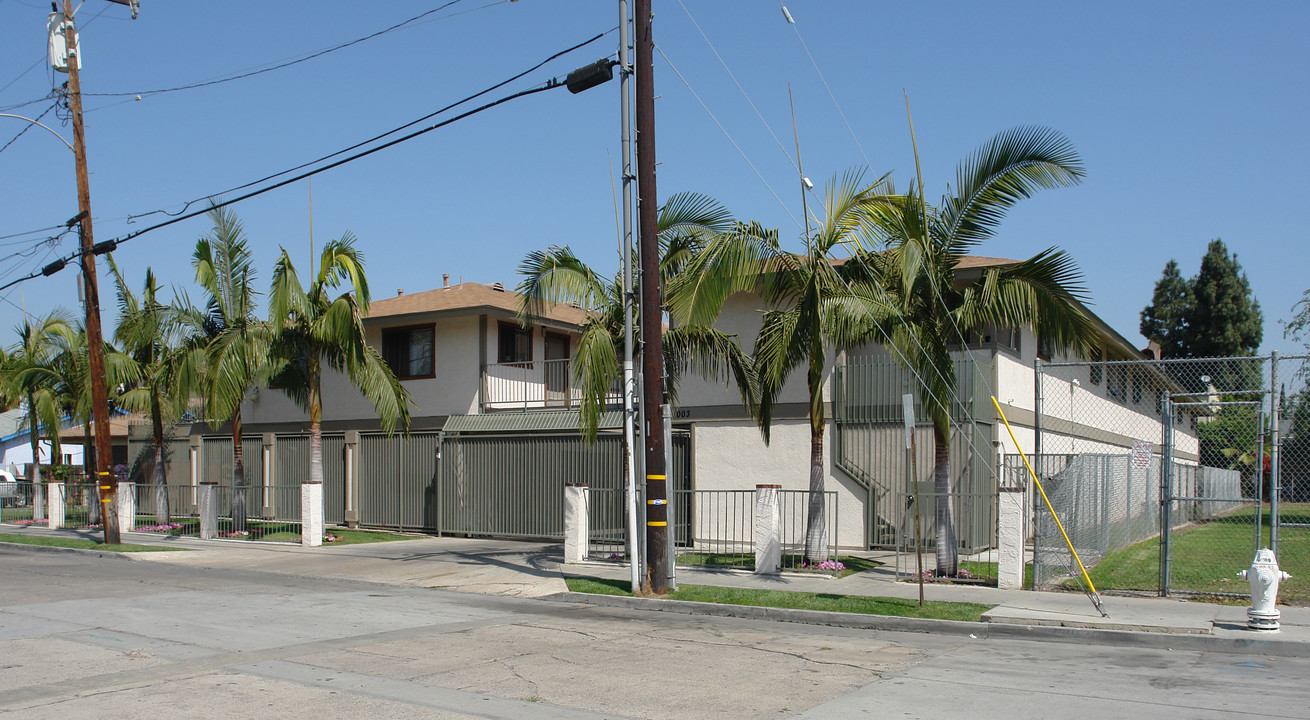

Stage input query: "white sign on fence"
[{"left": 1131, "top": 440, "right": 1153, "bottom": 469}]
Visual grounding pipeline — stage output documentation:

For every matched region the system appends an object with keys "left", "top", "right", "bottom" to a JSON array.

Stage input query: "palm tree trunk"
[
  {"left": 303, "top": 370, "right": 324, "bottom": 548},
  {"left": 84, "top": 423, "right": 100, "bottom": 525},
  {"left": 933, "top": 421, "right": 958, "bottom": 576},
  {"left": 231, "top": 409, "right": 246, "bottom": 532},
  {"left": 803, "top": 425, "right": 827, "bottom": 564},
  {"left": 152, "top": 394, "right": 169, "bottom": 523}
]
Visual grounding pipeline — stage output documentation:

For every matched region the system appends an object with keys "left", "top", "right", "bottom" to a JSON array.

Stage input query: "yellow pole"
[{"left": 991, "top": 397, "right": 1106, "bottom": 614}]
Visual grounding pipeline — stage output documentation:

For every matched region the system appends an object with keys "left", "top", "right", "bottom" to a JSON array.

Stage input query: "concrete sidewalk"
[{"left": 3, "top": 523, "right": 1307, "bottom": 647}]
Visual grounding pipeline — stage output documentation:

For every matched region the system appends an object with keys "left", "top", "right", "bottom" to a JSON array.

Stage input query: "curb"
[
  {"left": 547, "top": 591, "right": 1310, "bottom": 658},
  {"left": 0, "top": 540, "right": 138, "bottom": 562}
]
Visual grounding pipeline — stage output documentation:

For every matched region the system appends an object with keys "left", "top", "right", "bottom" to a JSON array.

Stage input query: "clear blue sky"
[{"left": 1, "top": 0, "right": 1306, "bottom": 357}]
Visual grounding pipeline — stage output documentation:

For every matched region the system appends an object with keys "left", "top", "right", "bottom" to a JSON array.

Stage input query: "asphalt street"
[{"left": 1, "top": 547, "right": 1305, "bottom": 719}]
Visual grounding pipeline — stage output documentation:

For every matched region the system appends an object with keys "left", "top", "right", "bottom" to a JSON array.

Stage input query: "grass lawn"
[
  {"left": 672, "top": 553, "right": 881, "bottom": 579},
  {"left": 0, "top": 532, "right": 180, "bottom": 552},
  {"left": 566, "top": 576, "right": 989, "bottom": 622},
  {"left": 1067, "top": 503, "right": 1310, "bottom": 605}
]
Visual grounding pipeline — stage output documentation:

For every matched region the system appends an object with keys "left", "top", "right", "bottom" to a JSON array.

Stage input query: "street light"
[{"left": 0, "top": 113, "right": 75, "bottom": 152}]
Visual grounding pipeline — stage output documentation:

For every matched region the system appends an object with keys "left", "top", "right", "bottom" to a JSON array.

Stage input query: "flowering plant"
[
  {"left": 799, "top": 559, "right": 846, "bottom": 572},
  {"left": 136, "top": 522, "right": 184, "bottom": 533}
]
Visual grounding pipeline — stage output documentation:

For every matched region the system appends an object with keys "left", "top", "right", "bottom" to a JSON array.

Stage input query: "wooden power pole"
[
  {"left": 634, "top": 0, "right": 668, "bottom": 594},
  {"left": 61, "top": 0, "right": 120, "bottom": 544}
]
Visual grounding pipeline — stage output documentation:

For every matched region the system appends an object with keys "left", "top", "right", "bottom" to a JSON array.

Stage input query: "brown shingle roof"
[{"left": 366, "top": 282, "right": 588, "bottom": 326}]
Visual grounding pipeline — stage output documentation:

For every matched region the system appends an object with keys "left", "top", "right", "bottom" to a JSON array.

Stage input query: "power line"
[
  {"left": 84, "top": 0, "right": 484, "bottom": 99},
  {"left": 654, "top": 44, "right": 803, "bottom": 231},
  {"left": 0, "top": 39, "right": 607, "bottom": 293},
  {"left": 0, "top": 100, "right": 58, "bottom": 155},
  {"left": 777, "top": 3, "right": 872, "bottom": 169},
  {"left": 675, "top": 0, "right": 798, "bottom": 174},
  {"left": 127, "top": 28, "right": 615, "bottom": 224}
]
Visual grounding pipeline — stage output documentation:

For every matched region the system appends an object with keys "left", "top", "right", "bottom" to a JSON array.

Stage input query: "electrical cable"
[
  {"left": 654, "top": 44, "right": 803, "bottom": 231},
  {"left": 127, "top": 28, "right": 615, "bottom": 224},
  {"left": 0, "top": 100, "right": 58, "bottom": 155},
  {"left": 0, "top": 46, "right": 598, "bottom": 294},
  {"left": 675, "top": 0, "right": 798, "bottom": 174},
  {"left": 777, "top": 2, "right": 871, "bottom": 169},
  {"left": 83, "top": 0, "right": 480, "bottom": 99}
]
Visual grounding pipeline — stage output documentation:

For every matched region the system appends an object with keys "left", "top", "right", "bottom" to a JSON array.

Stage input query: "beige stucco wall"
[
  {"left": 691, "top": 419, "right": 866, "bottom": 548},
  {"left": 243, "top": 313, "right": 485, "bottom": 426},
  {"left": 675, "top": 292, "right": 833, "bottom": 414}
]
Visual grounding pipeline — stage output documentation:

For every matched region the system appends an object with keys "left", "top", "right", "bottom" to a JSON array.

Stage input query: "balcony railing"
[{"left": 480, "top": 358, "right": 620, "bottom": 413}]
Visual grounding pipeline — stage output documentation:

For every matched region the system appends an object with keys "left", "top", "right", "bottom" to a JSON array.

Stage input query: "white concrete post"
[
  {"left": 564, "top": 482, "right": 590, "bottom": 564},
  {"left": 198, "top": 483, "right": 217, "bottom": 540},
  {"left": 188, "top": 435, "right": 202, "bottom": 514},
  {"left": 998, "top": 447, "right": 1027, "bottom": 589},
  {"left": 262, "top": 433, "right": 275, "bottom": 519},
  {"left": 30, "top": 464, "right": 45, "bottom": 522},
  {"left": 343, "top": 430, "right": 360, "bottom": 528},
  {"left": 47, "top": 481, "right": 64, "bottom": 529},
  {"left": 754, "top": 484, "right": 782, "bottom": 575},
  {"left": 301, "top": 481, "right": 324, "bottom": 547},
  {"left": 117, "top": 480, "right": 136, "bottom": 532}
]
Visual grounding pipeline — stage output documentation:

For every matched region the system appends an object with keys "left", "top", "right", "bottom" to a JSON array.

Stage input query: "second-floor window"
[
  {"left": 498, "top": 322, "right": 532, "bottom": 364},
  {"left": 382, "top": 325, "right": 434, "bottom": 379}
]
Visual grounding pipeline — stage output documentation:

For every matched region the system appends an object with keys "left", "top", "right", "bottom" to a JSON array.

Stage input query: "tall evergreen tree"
[
  {"left": 1139, "top": 259, "right": 1192, "bottom": 358},
  {"left": 1186, "top": 239, "right": 1262, "bottom": 358}
]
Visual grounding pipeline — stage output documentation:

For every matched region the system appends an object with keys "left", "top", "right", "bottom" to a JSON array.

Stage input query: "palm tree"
[
  {"left": 856, "top": 126, "right": 1099, "bottom": 576},
  {"left": 109, "top": 255, "right": 185, "bottom": 524},
  {"left": 515, "top": 193, "right": 756, "bottom": 441},
  {"left": 189, "top": 206, "right": 268, "bottom": 532},
  {"left": 668, "top": 172, "right": 896, "bottom": 563},
  {"left": 20, "top": 324, "right": 138, "bottom": 526},
  {"left": 266, "top": 232, "right": 410, "bottom": 546},
  {"left": 5, "top": 311, "right": 75, "bottom": 522}
]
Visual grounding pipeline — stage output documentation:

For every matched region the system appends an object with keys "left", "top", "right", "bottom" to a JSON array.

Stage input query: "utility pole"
[
  {"left": 634, "top": 0, "right": 668, "bottom": 594},
  {"left": 618, "top": 0, "right": 642, "bottom": 594},
  {"left": 58, "top": 0, "right": 132, "bottom": 544}
]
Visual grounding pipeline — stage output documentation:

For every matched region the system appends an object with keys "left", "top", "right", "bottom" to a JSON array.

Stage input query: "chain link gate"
[{"left": 1033, "top": 354, "right": 1308, "bottom": 604}]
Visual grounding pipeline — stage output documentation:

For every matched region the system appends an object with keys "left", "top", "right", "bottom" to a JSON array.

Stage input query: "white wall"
[
  {"left": 244, "top": 314, "right": 484, "bottom": 425},
  {"left": 676, "top": 292, "right": 836, "bottom": 414},
  {"left": 2, "top": 439, "right": 82, "bottom": 468},
  {"left": 692, "top": 419, "right": 865, "bottom": 548}
]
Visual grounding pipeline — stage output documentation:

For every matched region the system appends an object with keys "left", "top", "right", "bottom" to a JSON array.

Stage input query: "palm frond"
[{"left": 939, "top": 126, "right": 1084, "bottom": 251}]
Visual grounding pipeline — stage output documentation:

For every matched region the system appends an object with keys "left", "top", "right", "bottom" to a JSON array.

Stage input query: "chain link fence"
[{"left": 1033, "top": 354, "right": 1309, "bottom": 604}]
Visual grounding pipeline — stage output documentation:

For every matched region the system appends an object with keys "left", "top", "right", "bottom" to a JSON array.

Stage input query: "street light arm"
[{"left": 0, "top": 113, "right": 75, "bottom": 153}]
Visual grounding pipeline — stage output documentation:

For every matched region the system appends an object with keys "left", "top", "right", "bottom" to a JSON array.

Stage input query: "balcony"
[{"left": 480, "top": 358, "right": 620, "bottom": 413}]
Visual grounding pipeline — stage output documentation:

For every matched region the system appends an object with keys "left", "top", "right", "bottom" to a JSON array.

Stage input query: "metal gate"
[
  {"left": 435, "top": 428, "right": 690, "bottom": 542},
  {"left": 1034, "top": 353, "right": 1308, "bottom": 604}
]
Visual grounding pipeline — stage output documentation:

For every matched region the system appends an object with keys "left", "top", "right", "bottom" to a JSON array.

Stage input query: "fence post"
[
  {"left": 754, "top": 484, "right": 781, "bottom": 574},
  {"left": 564, "top": 481, "right": 589, "bottom": 563},
  {"left": 262, "top": 433, "right": 275, "bottom": 519},
  {"left": 302, "top": 481, "right": 323, "bottom": 547},
  {"left": 29, "top": 464, "right": 45, "bottom": 522},
  {"left": 188, "top": 435, "right": 202, "bottom": 514},
  {"left": 198, "top": 483, "right": 217, "bottom": 539},
  {"left": 344, "top": 430, "right": 360, "bottom": 528},
  {"left": 47, "top": 481, "right": 64, "bottom": 529},
  {"left": 117, "top": 480, "right": 135, "bottom": 532},
  {"left": 1269, "top": 351, "right": 1280, "bottom": 556}
]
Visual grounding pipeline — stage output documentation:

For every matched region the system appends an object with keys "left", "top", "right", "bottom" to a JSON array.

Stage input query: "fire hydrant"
[{"left": 1237, "top": 548, "right": 1291, "bottom": 631}]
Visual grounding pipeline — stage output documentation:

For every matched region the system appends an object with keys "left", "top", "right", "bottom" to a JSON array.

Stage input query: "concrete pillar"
[
  {"left": 198, "top": 483, "right": 217, "bottom": 540},
  {"left": 564, "top": 482, "right": 589, "bottom": 564},
  {"left": 117, "top": 481, "right": 136, "bottom": 532},
  {"left": 301, "top": 481, "right": 323, "bottom": 547},
  {"left": 30, "top": 464, "right": 45, "bottom": 522},
  {"left": 188, "top": 435, "right": 202, "bottom": 514},
  {"left": 754, "top": 484, "right": 781, "bottom": 575},
  {"left": 998, "top": 484, "right": 1027, "bottom": 590},
  {"left": 343, "top": 430, "right": 360, "bottom": 528},
  {"left": 262, "top": 433, "right": 275, "bottom": 519},
  {"left": 47, "top": 482, "right": 64, "bottom": 529}
]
